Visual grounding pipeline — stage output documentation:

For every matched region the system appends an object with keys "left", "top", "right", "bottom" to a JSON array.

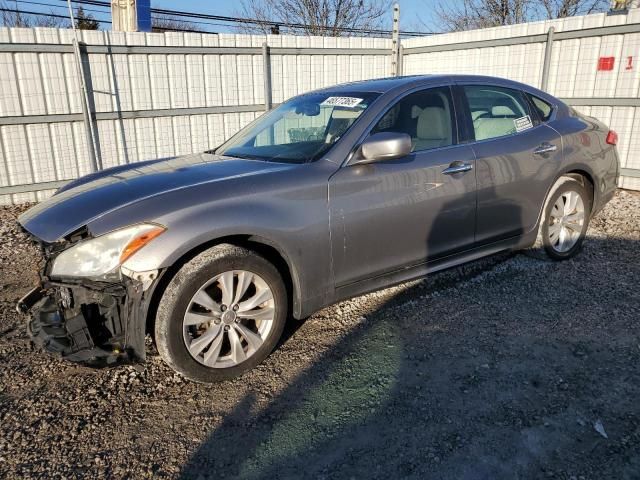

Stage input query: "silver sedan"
[{"left": 17, "top": 75, "right": 619, "bottom": 382}]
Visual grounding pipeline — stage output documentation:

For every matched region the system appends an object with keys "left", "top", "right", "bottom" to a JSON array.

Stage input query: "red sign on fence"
[{"left": 597, "top": 57, "right": 615, "bottom": 71}]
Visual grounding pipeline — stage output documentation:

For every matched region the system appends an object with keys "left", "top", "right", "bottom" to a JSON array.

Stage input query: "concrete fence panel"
[
  {"left": 1, "top": 11, "right": 639, "bottom": 204},
  {"left": 0, "top": 27, "right": 391, "bottom": 204}
]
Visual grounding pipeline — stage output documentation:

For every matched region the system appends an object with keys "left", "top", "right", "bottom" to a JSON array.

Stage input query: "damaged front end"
[{"left": 17, "top": 229, "right": 164, "bottom": 367}]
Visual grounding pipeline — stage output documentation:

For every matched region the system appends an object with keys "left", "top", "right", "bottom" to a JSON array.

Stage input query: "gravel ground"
[{"left": 0, "top": 190, "right": 639, "bottom": 480}]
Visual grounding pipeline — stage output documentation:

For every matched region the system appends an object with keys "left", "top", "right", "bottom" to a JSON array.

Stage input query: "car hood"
[{"left": 19, "top": 153, "right": 293, "bottom": 243}]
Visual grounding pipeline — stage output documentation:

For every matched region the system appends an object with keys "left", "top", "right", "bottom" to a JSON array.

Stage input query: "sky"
[
  {"left": 10, "top": 0, "right": 439, "bottom": 34},
  {"left": 152, "top": 0, "right": 439, "bottom": 34}
]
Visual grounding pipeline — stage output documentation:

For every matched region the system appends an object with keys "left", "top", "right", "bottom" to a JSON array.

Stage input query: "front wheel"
[
  {"left": 526, "top": 176, "right": 592, "bottom": 261},
  {"left": 155, "top": 244, "right": 288, "bottom": 383}
]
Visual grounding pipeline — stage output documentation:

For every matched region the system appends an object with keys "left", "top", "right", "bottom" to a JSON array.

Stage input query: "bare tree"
[
  {"left": 429, "top": 0, "right": 530, "bottom": 31},
  {"left": 428, "top": 0, "right": 608, "bottom": 32},
  {"left": 540, "top": 0, "right": 608, "bottom": 18},
  {"left": 237, "top": 0, "right": 391, "bottom": 36},
  {"left": 151, "top": 14, "right": 203, "bottom": 33},
  {"left": 0, "top": 1, "right": 69, "bottom": 28}
]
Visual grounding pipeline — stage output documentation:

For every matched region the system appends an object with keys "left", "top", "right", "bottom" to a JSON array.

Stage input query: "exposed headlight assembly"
[{"left": 50, "top": 223, "right": 166, "bottom": 280}]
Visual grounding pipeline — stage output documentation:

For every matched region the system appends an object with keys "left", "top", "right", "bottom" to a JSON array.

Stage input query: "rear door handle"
[
  {"left": 533, "top": 143, "right": 558, "bottom": 155},
  {"left": 442, "top": 162, "right": 473, "bottom": 175}
]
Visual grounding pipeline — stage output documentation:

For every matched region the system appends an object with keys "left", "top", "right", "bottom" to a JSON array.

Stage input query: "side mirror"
[{"left": 353, "top": 132, "right": 412, "bottom": 164}]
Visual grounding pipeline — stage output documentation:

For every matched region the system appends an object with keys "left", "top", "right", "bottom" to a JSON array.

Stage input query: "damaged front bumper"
[{"left": 18, "top": 271, "right": 162, "bottom": 366}]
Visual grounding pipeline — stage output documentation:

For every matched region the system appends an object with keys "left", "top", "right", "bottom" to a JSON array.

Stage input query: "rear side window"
[
  {"left": 463, "top": 85, "right": 532, "bottom": 141},
  {"left": 527, "top": 94, "right": 553, "bottom": 121}
]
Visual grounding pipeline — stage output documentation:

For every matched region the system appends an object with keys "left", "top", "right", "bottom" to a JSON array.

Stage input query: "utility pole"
[
  {"left": 111, "top": 0, "right": 151, "bottom": 32},
  {"left": 391, "top": 3, "right": 400, "bottom": 77}
]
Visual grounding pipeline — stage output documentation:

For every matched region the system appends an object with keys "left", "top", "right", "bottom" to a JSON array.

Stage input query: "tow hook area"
[
  {"left": 16, "top": 287, "right": 46, "bottom": 314},
  {"left": 21, "top": 273, "right": 159, "bottom": 366}
]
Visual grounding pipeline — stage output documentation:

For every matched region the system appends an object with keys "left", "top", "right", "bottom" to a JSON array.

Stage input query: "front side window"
[
  {"left": 215, "top": 92, "right": 379, "bottom": 163},
  {"left": 464, "top": 85, "right": 532, "bottom": 141},
  {"left": 371, "top": 86, "right": 456, "bottom": 152}
]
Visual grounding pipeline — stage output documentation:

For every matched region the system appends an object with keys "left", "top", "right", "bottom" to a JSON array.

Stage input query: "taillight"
[{"left": 606, "top": 130, "right": 618, "bottom": 145}]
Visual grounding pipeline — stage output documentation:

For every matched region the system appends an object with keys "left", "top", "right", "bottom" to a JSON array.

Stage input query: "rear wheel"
[
  {"left": 526, "top": 176, "right": 592, "bottom": 260},
  {"left": 155, "top": 244, "right": 287, "bottom": 383}
]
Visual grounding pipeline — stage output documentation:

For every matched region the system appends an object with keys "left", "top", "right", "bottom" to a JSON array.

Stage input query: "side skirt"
[{"left": 331, "top": 232, "right": 536, "bottom": 307}]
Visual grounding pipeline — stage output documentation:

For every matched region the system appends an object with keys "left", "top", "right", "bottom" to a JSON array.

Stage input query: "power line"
[
  {"left": 10, "top": 0, "right": 243, "bottom": 32},
  {"left": 3, "top": 2, "right": 224, "bottom": 32},
  {"left": 0, "top": 6, "right": 111, "bottom": 23},
  {"left": 16, "top": 0, "right": 110, "bottom": 18},
  {"left": 3, "top": 0, "right": 437, "bottom": 37},
  {"left": 62, "top": 0, "right": 436, "bottom": 36}
]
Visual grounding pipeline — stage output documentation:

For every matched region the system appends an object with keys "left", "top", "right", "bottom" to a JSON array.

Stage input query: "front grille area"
[{"left": 28, "top": 284, "right": 131, "bottom": 366}]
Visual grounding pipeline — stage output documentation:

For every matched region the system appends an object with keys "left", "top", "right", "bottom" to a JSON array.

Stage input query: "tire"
[
  {"left": 525, "top": 176, "right": 592, "bottom": 261},
  {"left": 155, "top": 243, "right": 288, "bottom": 383}
]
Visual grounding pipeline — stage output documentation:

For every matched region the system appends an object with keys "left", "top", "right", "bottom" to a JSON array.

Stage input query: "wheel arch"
[
  {"left": 531, "top": 167, "right": 596, "bottom": 240},
  {"left": 145, "top": 233, "right": 303, "bottom": 336},
  {"left": 563, "top": 169, "right": 595, "bottom": 210}
]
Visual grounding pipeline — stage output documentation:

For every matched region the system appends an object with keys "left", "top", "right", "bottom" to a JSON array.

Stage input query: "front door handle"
[
  {"left": 533, "top": 143, "right": 558, "bottom": 155},
  {"left": 442, "top": 162, "right": 473, "bottom": 175}
]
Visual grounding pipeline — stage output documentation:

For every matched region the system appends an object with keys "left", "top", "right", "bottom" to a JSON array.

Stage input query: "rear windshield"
[{"left": 215, "top": 92, "right": 380, "bottom": 164}]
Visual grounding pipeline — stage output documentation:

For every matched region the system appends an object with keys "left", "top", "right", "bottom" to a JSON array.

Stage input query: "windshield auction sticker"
[
  {"left": 321, "top": 96, "right": 364, "bottom": 108},
  {"left": 514, "top": 115, "right": 533, "bottom": 132}
]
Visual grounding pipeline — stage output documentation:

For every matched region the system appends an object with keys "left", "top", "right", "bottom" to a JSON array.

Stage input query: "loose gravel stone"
[{"left": 0, "top": 190, "right": 639, "bottom": 479}]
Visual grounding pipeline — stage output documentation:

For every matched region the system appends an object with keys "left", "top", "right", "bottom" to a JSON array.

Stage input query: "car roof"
[{"left": 313, "top": 74, "right": 547, "bottom": 96}]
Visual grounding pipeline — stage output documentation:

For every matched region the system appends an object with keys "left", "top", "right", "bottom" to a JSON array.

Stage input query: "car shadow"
[{"left": 178, "top": 194, "right": 640, "bottom": 479}]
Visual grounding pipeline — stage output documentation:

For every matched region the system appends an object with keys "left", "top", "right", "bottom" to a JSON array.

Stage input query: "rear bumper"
[
  {"left": 20, "top": 276, "right": 160, "bottom": 366},
  {"left": 595, "top": 187, "right": 616, "bottom": 215},
  {"left": 592, "top": 148, "right": 619, "bottom": 216}
]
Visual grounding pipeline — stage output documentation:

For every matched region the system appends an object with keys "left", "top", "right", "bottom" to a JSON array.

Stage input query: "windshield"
[{"left": 215, "top": 92, "right": 380, "bottom": 164}]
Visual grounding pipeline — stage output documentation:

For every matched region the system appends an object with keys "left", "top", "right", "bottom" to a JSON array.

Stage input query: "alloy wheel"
[
  {"left": 548, "top": 190, "right": 585, "bottom": 253},
  {"left": 182, "top": 270, "right": 275, "bottom": 368}
]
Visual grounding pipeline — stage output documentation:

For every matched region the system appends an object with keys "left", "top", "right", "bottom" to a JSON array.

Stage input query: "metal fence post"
[
  {"left": 391, "top": 3, "right": 400, "bottom": 76},
  {"left": 541, "top": 26, "right": 555, "bottom": 91},
  {"left": 398, "top": 44, "right": 404, "bottom": 76},
  {"left": 262, "top": 42, "right": 272, "bottom": 111},
  {"left": 68, "top": 0, "right": 102, "bottom": 172},
  {"left": 72, "top": 38, "right": 101, "bottom": 172}
]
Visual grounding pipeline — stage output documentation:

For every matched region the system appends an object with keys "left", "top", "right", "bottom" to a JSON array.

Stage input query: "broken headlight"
[{"left": 50, "top": 223, "right": 166, "bottom": 280}]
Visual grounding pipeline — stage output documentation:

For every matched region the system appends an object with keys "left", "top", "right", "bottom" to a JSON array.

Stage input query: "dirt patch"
[{"left": 0, "top": 191, "right": 639, "bottom": 479}]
